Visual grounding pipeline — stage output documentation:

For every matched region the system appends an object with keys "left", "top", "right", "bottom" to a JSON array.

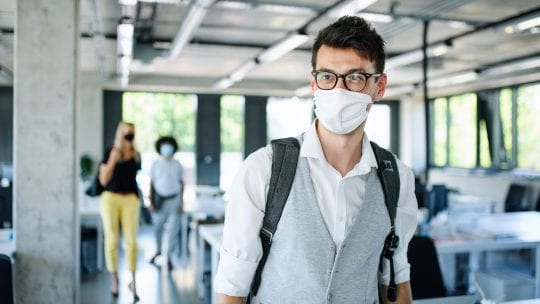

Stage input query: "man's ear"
[
  {"left": 373, "top": 73, "right": 387, "bottom": 101},
  {"left": 310, "top": 77, "right": 317, "bottom": 95}
]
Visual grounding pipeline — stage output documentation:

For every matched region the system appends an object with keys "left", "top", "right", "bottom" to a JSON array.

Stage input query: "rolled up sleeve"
[
  {"left": 214, "top": 248, "right": 261, "bottom": 296},
  {"left": 214, "top": 147, "right": 272, "bottom": 296}
]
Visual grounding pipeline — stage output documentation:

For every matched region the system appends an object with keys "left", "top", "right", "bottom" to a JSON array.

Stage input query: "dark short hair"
[
  {"left": 155, "top": 136, "right": 179, "bottom": 153},
  {"left": 311, "top": 16, "right": 386, "bottom": 73}
]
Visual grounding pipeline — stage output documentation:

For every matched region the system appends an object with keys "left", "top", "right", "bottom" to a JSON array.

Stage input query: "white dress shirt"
[{"left": 214, "top": 122, "right": 418, "bottom": 296}]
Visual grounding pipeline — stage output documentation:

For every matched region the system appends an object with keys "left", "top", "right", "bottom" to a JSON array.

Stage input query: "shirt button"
[{"left": 337, "top": 216, "right": 344, "bottom": 222}]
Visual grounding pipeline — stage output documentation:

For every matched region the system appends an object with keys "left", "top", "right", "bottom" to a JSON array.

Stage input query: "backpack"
[{"left": 248, "top": 137, "right": 401, "bottom": 303}]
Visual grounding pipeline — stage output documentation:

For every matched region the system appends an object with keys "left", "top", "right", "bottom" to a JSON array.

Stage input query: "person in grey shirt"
[{"left": 149, "top": 136, "right": 185, "bottom": 270}]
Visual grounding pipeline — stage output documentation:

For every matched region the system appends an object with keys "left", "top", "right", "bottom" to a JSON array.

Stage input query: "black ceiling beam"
[{"left": 394, "top": 6, "right": 540, "bottom": 57}]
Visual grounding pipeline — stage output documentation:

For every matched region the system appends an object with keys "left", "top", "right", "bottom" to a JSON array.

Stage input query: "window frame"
[{"left": 429, "top": 81, "right": 540, "bottom": 173}]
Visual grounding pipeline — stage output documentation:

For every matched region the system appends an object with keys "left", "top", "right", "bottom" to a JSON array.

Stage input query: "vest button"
[{"left": 327, "top": 293, "right": 332, "bottom": 301}]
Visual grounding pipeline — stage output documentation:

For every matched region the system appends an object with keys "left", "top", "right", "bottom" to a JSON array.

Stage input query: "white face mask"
[{"left": 314, "top": 88, "right": 373, "bottom": 135}]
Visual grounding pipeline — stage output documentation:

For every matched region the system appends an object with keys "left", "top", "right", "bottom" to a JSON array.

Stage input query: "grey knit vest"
[{"left": 255, "top": 153, "right": 391, "bottom": 304}]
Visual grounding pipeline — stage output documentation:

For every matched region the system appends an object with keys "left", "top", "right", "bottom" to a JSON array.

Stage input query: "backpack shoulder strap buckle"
[
  {"left": 382, "top": 160, "right": 394, "bottom": 172},
  {"left": 260, "top": 227, "right": 274, "bottom": 243}
]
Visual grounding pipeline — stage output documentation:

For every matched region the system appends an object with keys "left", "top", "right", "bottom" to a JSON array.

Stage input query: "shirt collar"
[
  {"left": 300, "top": 120, "right": 378, "bottom": 175},
  {"left": 300, "top": 121, "right": 326, "bottom": 160}
]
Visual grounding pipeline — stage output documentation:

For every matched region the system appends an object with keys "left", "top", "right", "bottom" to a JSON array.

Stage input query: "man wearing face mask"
[
  {"left": 148, "top": 136, "right": 185, "bottom": 270},
  {"left": 215, "top": 16, "right": 418, "bottom": 304}
]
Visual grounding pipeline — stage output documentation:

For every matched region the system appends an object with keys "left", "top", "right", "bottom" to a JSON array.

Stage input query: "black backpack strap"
[
  {"left": 370, "top": 141, "right": 401, "bottom": 302},
  {"left": 248, "top": 137, "right": 300, "bottom": 300}
]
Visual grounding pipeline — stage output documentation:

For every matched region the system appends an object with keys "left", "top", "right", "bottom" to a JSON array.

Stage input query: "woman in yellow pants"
[{"left": 99, "top": 121, "right": 141, "bottom": 301}]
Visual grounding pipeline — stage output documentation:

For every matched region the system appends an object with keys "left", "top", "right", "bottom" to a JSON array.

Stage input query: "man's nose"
[{"left": 335, "top": 76, "right": 347, "bottom": 89}]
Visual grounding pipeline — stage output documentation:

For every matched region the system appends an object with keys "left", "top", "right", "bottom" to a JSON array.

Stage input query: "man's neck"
[{"left": 316, "top": 121, "right": 365, "bottom": 177}]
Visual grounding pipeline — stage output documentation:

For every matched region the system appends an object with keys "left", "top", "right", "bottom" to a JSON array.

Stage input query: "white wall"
[{"left": 399, "top": 94, "right": 426, "bottom": 173}]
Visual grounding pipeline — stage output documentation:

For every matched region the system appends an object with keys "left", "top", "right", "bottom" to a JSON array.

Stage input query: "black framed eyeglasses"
[{"left": 311, "top": 70, "right": 381, "bottom": 92}]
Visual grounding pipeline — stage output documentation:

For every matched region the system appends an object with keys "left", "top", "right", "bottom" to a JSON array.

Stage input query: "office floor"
[{"left": 81, "top": 224, "right": 203, "bottom": 304}]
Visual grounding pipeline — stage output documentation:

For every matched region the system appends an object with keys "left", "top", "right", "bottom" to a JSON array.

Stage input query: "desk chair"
[
  {"left": 408, "top": 236, "right": 447, "bottom": 299},
  {"left": 504, "top": 184, "right": 526, "bottom": 212},
  {"left": 0, "top": 254, "right": 13, "bottom": 304},
  {"left": 426, "top": 185, "right": 448, "bottom": 220}
]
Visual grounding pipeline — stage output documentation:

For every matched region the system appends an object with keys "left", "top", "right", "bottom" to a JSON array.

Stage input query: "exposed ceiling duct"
[{"left": 168, "top": 0, "right": 215, "bottom": 59}]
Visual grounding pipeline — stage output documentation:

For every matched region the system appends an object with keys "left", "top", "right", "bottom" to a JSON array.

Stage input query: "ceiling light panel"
[
  {"left": 327, "top": 0, "right": 378, "bottom": 19},
  {"left": 358, "top": 12, "right": 393, "bottom": 23},
  {"left": 257, "top": 33, "right": 309, "bottom": 63}
]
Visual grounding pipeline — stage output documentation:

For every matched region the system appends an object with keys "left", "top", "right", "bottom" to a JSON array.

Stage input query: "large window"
[
  {"left": 123, "top": 92, "right": 197, "bottom": 196},
  {"left": 220, "top": 95, "right": 244, "bottom": 191},
  {"left": 431, "top": 93, "right": 477, "bottom": 168},
  {"left": 267, "top": 97, "right": 314, "bottom": 141},
  {"left": 517, "top": 83, "right": 540, "bottom": 170},
  {"left": 365, "top": 101, "right": 399, "bottom": 154},
  {"left": 448, "top": 94, "right": 477, "bottom": 168},
  {"left": 432, "top": 98, "right": 448, "bottom": 167},
  {"left": 430, "top": 82, "right": 540, "bottom": 171},
  {"left": 365, "top": 104, "right": 391, "bottom": 149}
]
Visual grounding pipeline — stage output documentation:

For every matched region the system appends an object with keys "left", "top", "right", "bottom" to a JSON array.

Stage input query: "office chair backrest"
[
  {"left": 0, "top": 254, "right": 13, "bottom": 304},
  {"left": 426, "top": 184, "right": 448, "bottom": 220},
  {"left": 536, "top": 191, "right": 540, "bottom": 212},
  {"left": 504, "top": 184, "right": 526, "bottom": 212},
  {"left": 407, "top": 235, "right": 447, "bottom": 299}
]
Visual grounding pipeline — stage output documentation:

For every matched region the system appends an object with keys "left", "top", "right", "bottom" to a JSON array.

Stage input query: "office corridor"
[{"left": 81, "top": 224, "right": 202, "bottom": 304}]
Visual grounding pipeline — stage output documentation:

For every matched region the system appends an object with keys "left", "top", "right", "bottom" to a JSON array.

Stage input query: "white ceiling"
[{"left": 1, "top": 0, "right": 539, "bottom": 97}]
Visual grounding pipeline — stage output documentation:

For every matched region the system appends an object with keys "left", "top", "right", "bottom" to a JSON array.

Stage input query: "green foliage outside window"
[
  {"left": 122, "top": 92, "right": 196, "bottom": 152},
  {"left": 448, "top": 94, "right": 477, "bottom": 168},
  {"left": 517, "top": 84, "right": 540, "bottom": 170},
  {"left": 220, "top": 95, "right": 244, "bottom": 153},
  {"left": 433, "top": 98, "right": 448, "bottom": 167}
]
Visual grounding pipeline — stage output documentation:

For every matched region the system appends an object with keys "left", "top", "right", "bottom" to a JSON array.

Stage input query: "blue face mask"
[{"left": 160, "top": 144, "right": 174, "bottom": 157}]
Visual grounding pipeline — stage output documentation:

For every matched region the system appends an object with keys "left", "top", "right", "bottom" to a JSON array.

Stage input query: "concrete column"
[{"left": 14, "top": 1, "right": 80, "bottom": 303}]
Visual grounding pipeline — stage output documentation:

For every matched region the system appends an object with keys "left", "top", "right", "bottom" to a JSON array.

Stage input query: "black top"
[{"left": 102, "top": 148, "right": 141, "bottom": 195}]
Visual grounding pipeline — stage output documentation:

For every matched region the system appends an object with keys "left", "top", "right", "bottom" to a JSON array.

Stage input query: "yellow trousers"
[{"left": 100, "top": 191, "right": 140, "bottom": 272}]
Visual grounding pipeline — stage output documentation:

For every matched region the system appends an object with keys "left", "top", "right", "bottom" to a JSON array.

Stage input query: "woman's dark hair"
[
  {"left": 155, "top": 136, "right": 179, "bottom": 153},
  {"left": 311, "top": 16, "right": 386, "bottom": 73}
]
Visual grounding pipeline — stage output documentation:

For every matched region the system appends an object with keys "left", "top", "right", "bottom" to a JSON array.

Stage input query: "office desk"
[
  {"left": 80, "top": 195, "right": 104, "bottom": 271},
  {"left": 432, "top": 212, "right": 540, "bottom": 297},
  {"left": 414, "top": 295, "right": 540, "bottom": 304},
  {"left": 180, "top": 195, "right": 225, "bottom": 262},
  {"left": 197, "top": 224, "right": 223, "bottom": 304}
]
